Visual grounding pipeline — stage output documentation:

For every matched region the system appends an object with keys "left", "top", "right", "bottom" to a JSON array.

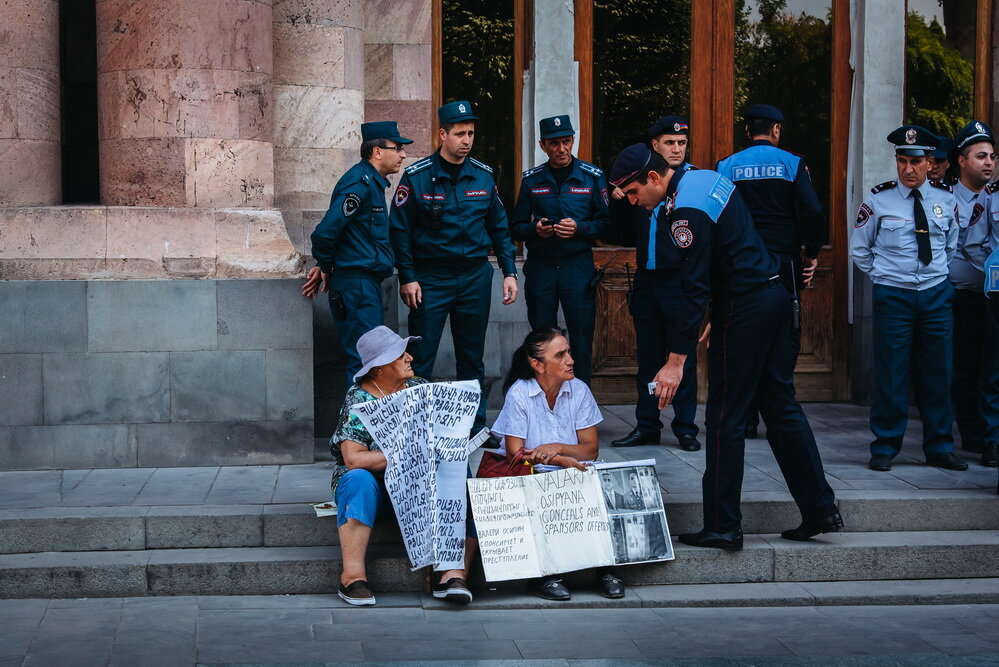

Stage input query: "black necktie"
[{"left": 912, "top": 189, "right": 931, "bottom": 265}]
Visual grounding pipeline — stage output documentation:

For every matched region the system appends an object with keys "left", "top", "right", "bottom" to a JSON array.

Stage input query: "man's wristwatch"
[{"left": 504, "top": 273, "right": 518, "bottom": 279}]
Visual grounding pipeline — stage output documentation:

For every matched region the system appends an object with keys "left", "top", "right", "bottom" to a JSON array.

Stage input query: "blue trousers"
[
  {"left": 870, "top": 281, "right": 955, "bottom": 457},
  {"left": 951, "top": 288, "right": 999, "bottom": 449},
  {"left": 631, "top": 270, "right": 698, "bottom": 437},
  {"left": 409, "top": 260, "right": 493, "bottom": 431},
  {"left": 523, "top": 253, "right": 596, "bottom": 384},
  {"left": 703, "top": 284, "right": 835, "bottom": 533},
  {"left": 329, "top": 275, "right": 383, "bottom": 386}
]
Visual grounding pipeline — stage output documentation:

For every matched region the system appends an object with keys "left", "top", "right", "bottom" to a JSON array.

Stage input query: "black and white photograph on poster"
[
  {"left": 597, "top": 465, "right": 662, "bottom": 513},
  {"left": 609, "top": 512, "right": 673, "bottom": 564}
]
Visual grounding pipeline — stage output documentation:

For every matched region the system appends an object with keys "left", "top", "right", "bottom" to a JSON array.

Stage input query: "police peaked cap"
[
  {"left": 649, "top": 115, "right": 689, "bottom": 138},
  {"left": 930, "top": 136, "right": 954, "bottom": 161},
  {"left": 955, "top": 120, "right": 995, "bottom": 150},
  {"left": 610, "top": 143, "right": 655, "bottom": 187},
  {"left": 743, "top": 104, "right": 784, "bottom": 123},
  {"left": 887, "top": 125, "right": 939, "bottom": 156},
  {"left": 438, "top": 100, "right": 478, "bottom": 124},
  {"left": 360, "top": 121, "right": 412, "bottom": 144},
  {"left": 539, "top": 115, "right": 575, "bottom": 140}
]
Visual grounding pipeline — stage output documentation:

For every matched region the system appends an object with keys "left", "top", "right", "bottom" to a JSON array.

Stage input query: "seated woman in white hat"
[{"left": 329, "top": 325, "right": 476, "bottom": 607}]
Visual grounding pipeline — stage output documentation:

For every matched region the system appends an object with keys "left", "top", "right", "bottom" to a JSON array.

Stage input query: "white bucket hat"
[{"left": 353, "top": 326, "right": 421, "bottom": 382}]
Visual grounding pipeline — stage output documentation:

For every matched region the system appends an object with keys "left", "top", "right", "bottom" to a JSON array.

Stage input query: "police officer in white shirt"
[{"left": 850, "top": 124, "right": 966, "bottom": 472}]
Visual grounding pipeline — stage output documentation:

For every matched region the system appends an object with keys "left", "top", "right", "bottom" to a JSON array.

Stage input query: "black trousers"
[
  {"left": 952, "top": 288, "right": 999, "bottom": 449},
  {"left": 702, "top": 283, "right": 836, "bottom": 534}
]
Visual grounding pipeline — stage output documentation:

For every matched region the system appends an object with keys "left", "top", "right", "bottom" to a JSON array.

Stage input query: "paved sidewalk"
[
  {"left": 0, "top": 404, "right": 994, "bottom": 511},
  {"left": 3, "top": 596, "right": 998, "bottom": 665}
]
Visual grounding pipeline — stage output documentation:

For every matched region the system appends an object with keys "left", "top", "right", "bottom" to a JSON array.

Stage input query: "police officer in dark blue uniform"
[
  {"left": 304, "top": 121, "right": 413, "bottom": 384},
  {"left": 612, "top": 144, "right": 841, "bottom": 549},
  {"left": 716, "top": 105, "right": 825, "bottom": 439},
  {"left": 609, "top": 116, "right": 702, "bottom": 452},
  {"left": 510, "top": 115, "right": 609, "bottom": 383},
  {"left": 389, "top": 101, "right": 519, "bottom": 433}
]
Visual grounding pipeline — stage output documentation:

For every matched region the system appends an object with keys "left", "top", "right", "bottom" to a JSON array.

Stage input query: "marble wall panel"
[
  {"left": 214, "top": 208, "right": 303, "bottom": 277},
  {"left": 343, "top": 26, "right": 364, "bottom": 91},
  {"left": 0, "top": 0, "right": 59, "bottom": 71},
  {"left": 274, "top": 146, "right": 349, "bottom": 202},
  {"left": 392, "top": 44, "right": 431, "bottom": 101},
  {"left": 105, "top": 207, "right": 217, "bottom": 277},
  {"left": 15, "top": 68, "right": 59, "bottom": 140},
  {"left": 363, "top": 0, "right": 431, "bottom": 45},
  {"left": 273, "top": 85, "right": 363, "bottom": 149},
  {"left": 273, "top": 23, "right": 345, "bottom": 88},
  {"left": 0, "top": 207, "right": 106, "bottom": 260},
  {"left": 0, "top": 139, "right": 60, "bottom": 206},
  {"left": 96, "top": 0, "right": 272, "bottom": 74},
  {"left": 184, "top": 138, "right": 275, "bottom": 208},
  {"left": 364, "top": 43, "right": 394, "bottom": 101},
  {"left": 364, "top": 100, "right": 434, "bottom": 159},
  {"left": 99, "top": 137, "right": 186, "bottom": 206},
  {"left": 273, "top": 0, "right": 363, "bottom": 29}
]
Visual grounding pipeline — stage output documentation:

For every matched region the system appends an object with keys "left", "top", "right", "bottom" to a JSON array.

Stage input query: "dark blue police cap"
[
  {"left": 887, "top": 125, "right": 939, "bottom": 156},
  {"left": 743, "top": 104, "right": 784, "bottom": 123},
  {"left": 930, "top": 136, "right": 954, "bottom": 160},
  {"left": 360, "top": 121, "right": 412, "bottom": 144},
  {"left": 649, "top": 115, "right": 689, "bottom": 138},
  {"left": 539, "top": 115, "right": 574, "bottom": 140},
  {"left": 438, "top": 100, "right": 477, "bottom": 124},
  {"left": 954, "top": 120, "right": 994, "bottom": 150},
  {"left": 610, "top": 143, "right": 654, "bottom": 187}
]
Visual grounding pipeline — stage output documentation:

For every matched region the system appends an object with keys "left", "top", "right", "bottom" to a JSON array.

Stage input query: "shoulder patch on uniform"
[
  {"left": 673, "top": 171, "right": 734, "bottom": 223},
  {"left": 468, "top": 157, "right": 493, "bottom": 173},
  {"left": 930, "top": 179, "right": 953, "bottom": 193},
  {"left": 394, "top": 184, "right": 410, "bottom": 207},
  {"left": 522, "top": 165, "right": 544, "bottom": 178},
  {"left": 578, "top": 161, "right": 603, "bottom": 177},
  {"left": 343, "top": 193, "right": 362, "bottom": 217},
  {"left": 871, "top": 180, "right": 897, "bottom": 194},
  {"left": 855, "top": 203, "right": 873, "bottom": 228},
  {"left": 986, "top": 182, "right": 999, "bottom": 195},
  {"left": 405, "top": 158, "right": 432, "bottom": 175}
]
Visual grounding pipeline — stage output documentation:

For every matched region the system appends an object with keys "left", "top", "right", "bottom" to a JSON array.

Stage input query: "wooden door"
[{"left": 590, "top": 248, "right": 638, "bottom": 403}]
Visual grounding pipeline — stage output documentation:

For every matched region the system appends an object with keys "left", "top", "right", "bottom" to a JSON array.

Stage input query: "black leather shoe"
[
  {"left": 611, "top": 428, "right": 660, "bottom": 447},
  {"left": 869, "top": 455, "right": 892, "bottom": 471},
  {"left": 677, "top": 529, "right": 743, "bottom": 551},
  {"left": 678, "top": 434, "right": 701, "bottom": 452},
  {"left": 528, "top": 577, "right": 571, "bottom": 601},
  {"left": 926, "top": 452, "right": 969, "bottom": 471},
  {"left": 982, "top": 443, "right": 999, "bottom": 468},
  {"left": 781, "top": 511, "right": 844, "bottom": 541},
  {"left": 744, "top": 425, "right": 758, "bottom": 439},
  {"left": 599, "top": 573, "right": 625, "bottom": 599}
]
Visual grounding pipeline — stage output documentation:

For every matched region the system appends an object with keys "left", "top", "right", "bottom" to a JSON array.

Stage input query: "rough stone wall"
[
  {"left": 0, "top": 0, "right": 61, "bottom": 206},
  {"left": 273, "top": 0, "right": 365, "bottom": 255},
  {"left": 96, "top": 0, "right": 276, "bottom": 208}
]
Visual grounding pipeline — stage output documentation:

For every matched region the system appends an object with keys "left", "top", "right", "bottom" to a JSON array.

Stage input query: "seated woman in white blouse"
[{"left": 490, "top": 327, "right": 625, "bottom": 601}]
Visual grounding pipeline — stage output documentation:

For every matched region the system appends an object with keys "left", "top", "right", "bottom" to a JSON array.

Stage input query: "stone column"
[
  {"left": 96, "top": 0, "right": 275, "bottom": 207},
  {"left": 272, "top": 0, "right": 365, "bottom": 253},
  {"left": 847, "top": 0, "right": 906, "bottom": 402},
  {"left": 0, "top": 0, "right": 61, "bottom": 206}
]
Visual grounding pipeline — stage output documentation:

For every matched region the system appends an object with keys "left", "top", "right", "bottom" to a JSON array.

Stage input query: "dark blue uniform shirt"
[
  {"left": 666, "top": 168, "right": 781, "bottom": 355},
  {"left": 311, "top": 159, "right": 394, "bottom": 279},
  {"left": 715, "top": 140, "right": 825, "bottom": 258},
  {"left": 510, "top": 158, "right": 610, "bottom": 258},
  {"left": 390, "top": 152, "right": 517, "bottom": 284}
]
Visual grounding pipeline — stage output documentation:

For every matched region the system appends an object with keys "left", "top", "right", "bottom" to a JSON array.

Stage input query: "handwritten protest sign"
[
  {"left": 353, "top": 380, "right": 480, "bottom": 571},
  {"left": 468, "top": 461, "right": 673, "bottom": 581}
]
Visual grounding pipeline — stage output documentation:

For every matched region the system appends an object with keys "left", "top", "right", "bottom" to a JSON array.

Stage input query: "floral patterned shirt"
[{"left": 329, "top": 377, "right": 428, "bottom": 495}]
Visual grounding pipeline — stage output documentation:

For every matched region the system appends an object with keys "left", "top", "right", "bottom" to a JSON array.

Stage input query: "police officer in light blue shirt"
[
  {"left": 949, "top": 120, "right": 999, "bottom": 468},
  {"left": 850, "top": 125, "right": 966, "bottom": 472}
]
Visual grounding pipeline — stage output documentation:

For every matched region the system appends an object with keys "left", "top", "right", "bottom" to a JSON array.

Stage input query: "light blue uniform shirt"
[
  {"left": 949, "top": 180, "right": 993, "bottom": 291},
  {"left": 850, "top": 179, "right": 959, "bottom": 290}
]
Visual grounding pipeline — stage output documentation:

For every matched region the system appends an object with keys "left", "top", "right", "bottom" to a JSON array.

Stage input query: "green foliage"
[{"left": 905, "top": 12, "right": 974, "bottom": 138}]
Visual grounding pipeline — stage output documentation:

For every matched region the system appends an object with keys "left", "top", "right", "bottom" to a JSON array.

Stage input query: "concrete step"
[
  {"left": 2, "top": 531, "right": 998, "bottom": 599},
  {"left": 2, "top": 490, "right": 996, "bottom": 554}
]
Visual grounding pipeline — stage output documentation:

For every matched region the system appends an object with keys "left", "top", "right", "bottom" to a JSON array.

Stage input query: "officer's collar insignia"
[
  {"left": 905, "top": 129, "right": 917, "bottom": 144},
  {"left": 932, "top": 203, "right": 944, "bottom": 217},
  {"left": 343, "top": 193, "right": 361, "bottom": 216}
]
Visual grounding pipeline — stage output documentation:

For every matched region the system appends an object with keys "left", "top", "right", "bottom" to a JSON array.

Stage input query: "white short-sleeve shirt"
[{"left": 490, "top": 378, "right": 603, "bottom": 455}]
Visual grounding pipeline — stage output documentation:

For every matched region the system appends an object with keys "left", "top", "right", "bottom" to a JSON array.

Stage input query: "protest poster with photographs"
[
  {"left": 353, "top": 380, "right": 481, "bottom": 572},
  {"left": 469, "top": 459, "right": 673, "bottom": 581}
]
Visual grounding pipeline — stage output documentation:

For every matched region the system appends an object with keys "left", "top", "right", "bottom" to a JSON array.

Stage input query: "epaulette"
[
  {"left": 929, "top": 179, "right": 953, "bottom": 193},
  {"left": 578, "top": 161, "right": 603, "bottom": 178},
  {"left": 522, "top": 165, "right": 545, "bottom": 178},
  {"left": 986, "top": 182, "right": 999, "bottom": 195},
  {"left": 871, "top": 180, "right": 897, "bottom": 194},
  {"left": 468, "top": 157, "right": 493, "bottom": 173},
  {"left": 405, "top": 157, "right": 432, "bottom": 175}
]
